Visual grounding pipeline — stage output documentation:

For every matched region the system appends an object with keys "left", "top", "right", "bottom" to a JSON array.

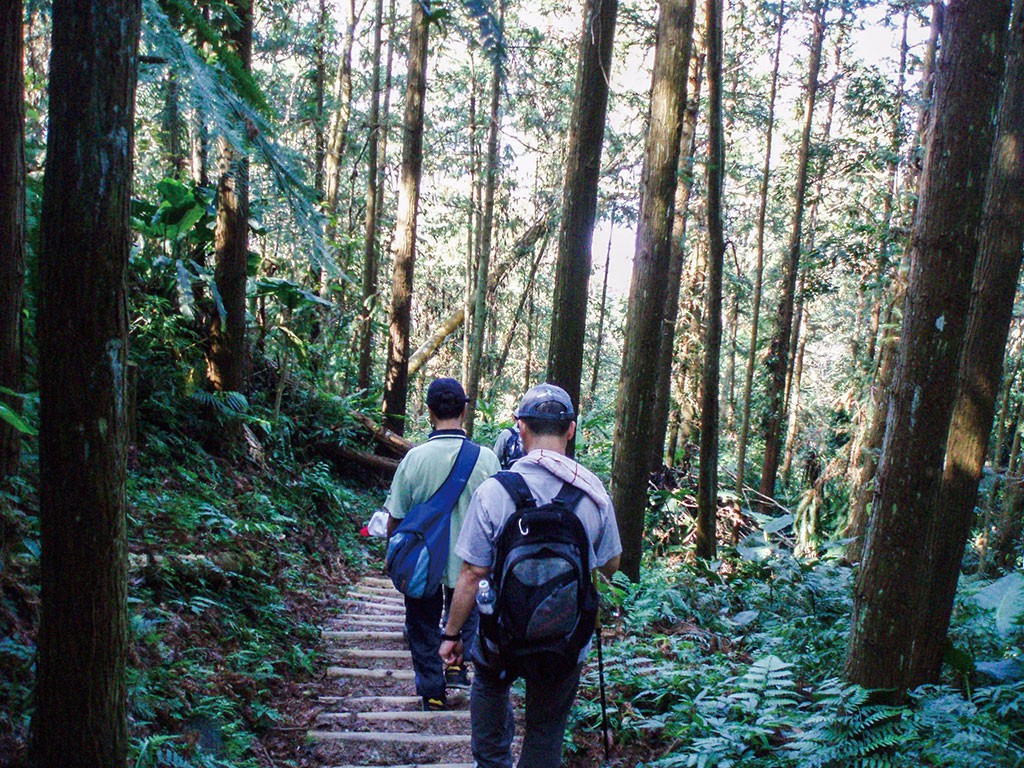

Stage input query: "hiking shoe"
[
  {"left": 422, "top": 695, "right": 447, "bottom": 712},
  {"left": 445, "top": 663, "right": 471, "bottom": 690}
]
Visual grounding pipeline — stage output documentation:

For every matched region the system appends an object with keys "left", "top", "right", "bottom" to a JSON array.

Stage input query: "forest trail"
[{"left": 306, "top": 575, "right": 475, "bottom": 768}]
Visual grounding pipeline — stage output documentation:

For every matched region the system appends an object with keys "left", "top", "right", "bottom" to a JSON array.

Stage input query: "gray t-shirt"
[{"left": 455, "top": 455, "right": 621, "bottom": 572}]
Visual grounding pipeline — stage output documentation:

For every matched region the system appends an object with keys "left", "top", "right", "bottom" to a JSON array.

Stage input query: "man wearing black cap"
[
  {"left": 438, "top": 383, "right": 621, "bottom": 766},
  {"left": 384, "top": 377, "right": 500, "bottom": 711}
]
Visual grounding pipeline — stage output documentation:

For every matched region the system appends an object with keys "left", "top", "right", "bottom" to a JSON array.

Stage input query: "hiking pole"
[{"left": 595, "top": 574, "right": 610, "bottom": 762}]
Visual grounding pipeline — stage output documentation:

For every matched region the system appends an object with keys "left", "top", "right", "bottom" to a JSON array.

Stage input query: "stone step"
[
  {"left": 307, "top": 731, "right": 471, "bottom": 745},
  {"left": 327, "top": 666, "right": 415, "bottom": 680}
]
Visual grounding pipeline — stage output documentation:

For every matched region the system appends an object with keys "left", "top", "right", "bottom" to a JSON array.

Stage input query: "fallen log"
[
  {"left": 408, "top": 212, "right": 555, "bottom": 377},
  {"left": 350, "top": 410, "right": 412, "bottom": 456},
  {"left": 316, "top": 442, "right": 399, "bottom": 478}
]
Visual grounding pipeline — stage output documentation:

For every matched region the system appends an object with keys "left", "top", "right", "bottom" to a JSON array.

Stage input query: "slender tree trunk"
[
  {"left": 547, "top": 0, "right": 619, "bottom": 425},
  {"left": 324, "top": 0, "right": 357, "bottom": 212},
  {"left": 0, "top": 0, "right": 26, "bottom": 480},
  {"left": 695, "top": 0, "right": 724, "bottom": 561},
  {"left": 313, "top": 0, "right": 327, "bottom": 195},
  {"left": 723, "top": 283, "right": 739, "bottom": 429},
  {"left": 782, "top": 312, "right": 809, "bottom": 479},
  {"left": 612, "top": 0, "right": 696, "bottom": 581},
  {"left": 911, "top": 0, "right": 1024, "bottom": 684},
  {"left": 757, "top": 0, "right": 826, "bottom": 510},
  {"left": 491, "top": 234, "right": 550, "bottom": 391},
  {"left": 994, "top": 358, "right": 1021, "bottom": 468},
  {"left": 1011, "top": 402, "right": 1024, "bottom": 475},
  {"left": 162, "top": 69, "right": 184, "bottom": 178},
  {"left": 465, "top": 38, "right": 502, "bottom": 438},
  {"left": 736, "top": 1, "right": 784, "bottom": 494},
  {"left": 524, "top": 285, "right": 534, "bottom": 392},
  {"left": 649, "top": 17, "right": 706, "bottom": 470},
  {"left": 463, "top": 57, "right": 478, "bottom": 386},
  {"left": 206, "top": 0, "right": 252, "bottom": 394},
  {"left": 31, "top": 0, "right": 139, "bottom": 762},
  {"left": 588, "top": 213, "right": 616, "bottom": 405},
  {"left": 383, "top": 0, "right": 430, "bottom": 435},
  {"left": 844, "top": 0, "right": 1010, "bottom": 694},
  {"left": 358, "top": 0, "right": 386, "bottom": 392}
]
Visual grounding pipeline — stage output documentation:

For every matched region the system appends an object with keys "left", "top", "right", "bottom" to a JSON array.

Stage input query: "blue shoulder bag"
[{"left": 386, "top": 438, "right": 481, "bottom": 598}]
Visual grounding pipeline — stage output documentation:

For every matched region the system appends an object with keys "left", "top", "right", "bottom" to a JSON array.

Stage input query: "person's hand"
[{"left": 439, "top": 638, "right": 463, "bottom": 667}]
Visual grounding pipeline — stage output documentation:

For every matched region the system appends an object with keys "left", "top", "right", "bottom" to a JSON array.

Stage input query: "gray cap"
[{"left": 514, "top": 383, "right": 575, "bottom": 421}]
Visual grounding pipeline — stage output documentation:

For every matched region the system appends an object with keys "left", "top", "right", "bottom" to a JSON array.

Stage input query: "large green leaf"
[{"left": 0, "top": 401, "right": 37, "bottom": 436}]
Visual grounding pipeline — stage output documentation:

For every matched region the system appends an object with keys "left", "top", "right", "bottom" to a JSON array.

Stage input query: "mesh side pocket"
[{"left": 524, "top": 580, "right": 578, "bottom": 641}]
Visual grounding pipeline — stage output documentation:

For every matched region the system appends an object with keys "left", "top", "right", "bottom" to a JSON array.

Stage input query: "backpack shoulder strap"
[
  {"left": 427, "top": 438, "right": 482, "bottom": 511},
  {"left": 551, "top": 482, "right": 585, "bottom": 510},
  {"left": 493, "top": 470, "right": 536, "bottom": 509}
]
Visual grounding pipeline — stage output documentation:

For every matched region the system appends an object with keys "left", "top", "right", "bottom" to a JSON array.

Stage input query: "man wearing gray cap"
[
  {"left": 384, "top": 377, "right": 500, "bottom": 711},
  {"left": 438, "top": 383, "right": 622, "bottom": 767}
]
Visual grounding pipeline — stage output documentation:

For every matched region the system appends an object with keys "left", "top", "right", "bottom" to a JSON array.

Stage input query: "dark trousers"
[
  {"left": 404, "top": 588, "right": 444, "bottom": 699},
  {"left": 405, "top": 586, "right": 481, "bottom": 699},
  {"left": 470, "top": 662, "right": 584, "bottom": 768}
]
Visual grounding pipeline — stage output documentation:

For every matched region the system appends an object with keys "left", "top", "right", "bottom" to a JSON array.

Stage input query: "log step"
[
  {"left": 354, "top": 585, "right": 402, "bottom": 597},
  {"left": 330, "top": 614, "right": 406, "bottom": 624},
  {"left": 308, "top": 731, "right": 471, "bottom": 745},
  {"left": 361, "top": 576, "right": 396, "bottom": 588},
  {"left": 317, "top": 710, "right": 470, "bottom": 723},
  {"left": 322, "top": 630, "right": 404, "bottom": 641},
  {"left": 331, "top": 649, "right": 412, "bottom": 659},
  {"left": 318, "top": 694, "right": 467, "bottom": 706},
  {"left": 324, "top": 763, "right": 473, "bottom": 768},
  {"left": 327, "top": 667, "right": 415, "bottom": 680},
  {"left": 339, "top": 598, "right": 404, "bottom": 612}
]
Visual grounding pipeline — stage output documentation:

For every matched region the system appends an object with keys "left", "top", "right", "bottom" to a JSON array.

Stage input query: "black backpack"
[
  {"left": 498, "top": 427, "right": 524, "bottom": 470},
  {"left": 476, "top": 471, "right": 598, "bottom": 678}
]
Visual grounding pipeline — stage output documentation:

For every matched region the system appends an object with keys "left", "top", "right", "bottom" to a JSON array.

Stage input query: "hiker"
[
  {"left": 384, "top": 377, "right": 500, "bottom": 711},
  {"left": 438, "top": 383, "right": 621, "bottom": 767},
  {"left": 492, "top": 418, "right": 524, "bottom": 470}
]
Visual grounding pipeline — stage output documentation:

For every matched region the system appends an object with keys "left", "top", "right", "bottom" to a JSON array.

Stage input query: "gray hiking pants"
[{"left": 470, "top": 662, "right": 583, "bottom": 768}]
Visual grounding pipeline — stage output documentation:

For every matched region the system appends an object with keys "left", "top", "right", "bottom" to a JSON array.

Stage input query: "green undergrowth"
[
  {"left": 0, "top": 360, "right": 382, "bottom": 766},
  {"left": 567, "top": 547, "right": 1024, "bottom": 768}
]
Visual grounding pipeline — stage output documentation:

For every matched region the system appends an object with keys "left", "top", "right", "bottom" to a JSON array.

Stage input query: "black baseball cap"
[
  {"left": 514, "top": 383, "right": 575, "bottom": 421},
  {"left": 426, "top": 378, "right": 468, "bottom": 410}
]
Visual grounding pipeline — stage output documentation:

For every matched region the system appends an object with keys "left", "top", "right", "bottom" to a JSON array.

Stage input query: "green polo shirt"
[{"left": 384, "top": 430, "right": 500, "bottom": 588}]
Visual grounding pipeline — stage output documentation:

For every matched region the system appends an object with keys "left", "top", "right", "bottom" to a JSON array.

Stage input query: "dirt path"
[{"left": 306, "top": 575, "right": 475, "bottom": 768}]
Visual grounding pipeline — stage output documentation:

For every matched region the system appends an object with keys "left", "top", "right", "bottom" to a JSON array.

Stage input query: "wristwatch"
[{"left": 440, "top": 632, "right": 460, "bottom": 641}]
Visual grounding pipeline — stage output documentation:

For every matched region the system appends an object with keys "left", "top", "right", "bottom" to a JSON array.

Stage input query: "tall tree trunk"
[
  {"left": 0, "top": 0, "right": 26, "bottom": 480},
  {"left": 358, "top": 0, "right": 386, "bottom": 392},
  {"left": 465, "top": 39, "right": 502, "bottom": 438},
  {"left": 757, "top": 0, "right": 826, "bottom": 510},
  {"left": 324, "top": 0, "right": 357, "bottom": 212},
  {"left": 994, "top": 356, "right": 1021, "bottom": 469},
  {"left": 844, "top": 0, "right": 1010, "bottom": 694},
  {"left": 649, "top": 17, "right": 706, "bottom": 470},
  {"left": 695, "top": 0, "right": 724, "bottom": 561},
  {"left": 31, "top": 0, "right": 140, "bottom": 762},
  {"left": 735, "top": 0, "right": 785, "bottom": 494},
  {"left": 313, "top": 0, "right": 327, "bottom": 195},
  {"left": 491, "top": 234, "right": 550, "bottom": 391},
  {"left": 782, "top": 311, "right": 808, "bottom": 479},
  {"left": 547, "top": 0, "right": 619, "bottom": 427},
  {"left": 382, "top": 0, "right": 430, "bottom": 435},
  {"left": 524, "top": 285, "right": 534, "bottom": 392},
  {"left": 463, "top": 57, "right": 478, "bottom": 385},
  {"left": 206, "top": 0, "right": 252, "bottom": 394},
  {"left": 162, "top": 69, "right": 184, "bottom": 179},
  {"left": 911, "top": 0, "right": 1024, "bottom": 684},
  {"left": 587, "top": 211, "right": 616, "bottom": 406},
  {"left": 612, "top": 0, "right": 696, "bottom": 582}
]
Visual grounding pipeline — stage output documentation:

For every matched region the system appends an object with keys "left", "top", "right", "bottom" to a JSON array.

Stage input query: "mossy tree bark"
[
  {"left": 383, "top": 0, "right": 430, "bottom": 435},
  {"left": 0, "top": 0, "right": 26, "bottom": 480},
  {"left": 611, "top": 0, "right": 696, "bottom": 581},
  {"left": 911, "top": 0, "right": 1024, "bottom": 684},
  {"left": 31, "top": 0, "right": 140, "bottom": 762},
  {"left": 844, "top": 0, "right": 1010, "bottom": 694},
  {"left": 757, "top": 0, "right": 826, "bottom": 510},
  {"left": 547, "top": 0, "right": 619, "bottom": 433}
]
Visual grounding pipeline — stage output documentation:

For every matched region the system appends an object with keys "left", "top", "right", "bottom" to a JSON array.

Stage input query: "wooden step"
[
  {"left": 318, "top": 693, "right": 467, "bottom": 706},
  {"left": 360, "top": 576, "right": 396, "bottom": 588},
  {"left": 307, "top": 730, "right": 471, "bottom": 745},
  {"left": 317, "top": 710, "right": 470, "bottom": 723},
  {"left": 355, "top": 584, "right": 402, "bottom": 596},
  {"left": 327, "top": 666, "right": 415, "bottom": 680},
  {"left": 331, "top": 649, "right": 412, "bottom": 659},
  {"left": 324, "top": 763, "right": 473, "bottom": 768},
  {"left": 330, "top": 613, "right": 406, "bottom": 624},
  {"left": 328, "top": 617, "right": 405, "bottom": 629},
  {"left": 322, "top": 629, "right": 404, "bottom": 641},
  {"left": 339, "top": 598, "right": 404, "bottom": 612}
]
